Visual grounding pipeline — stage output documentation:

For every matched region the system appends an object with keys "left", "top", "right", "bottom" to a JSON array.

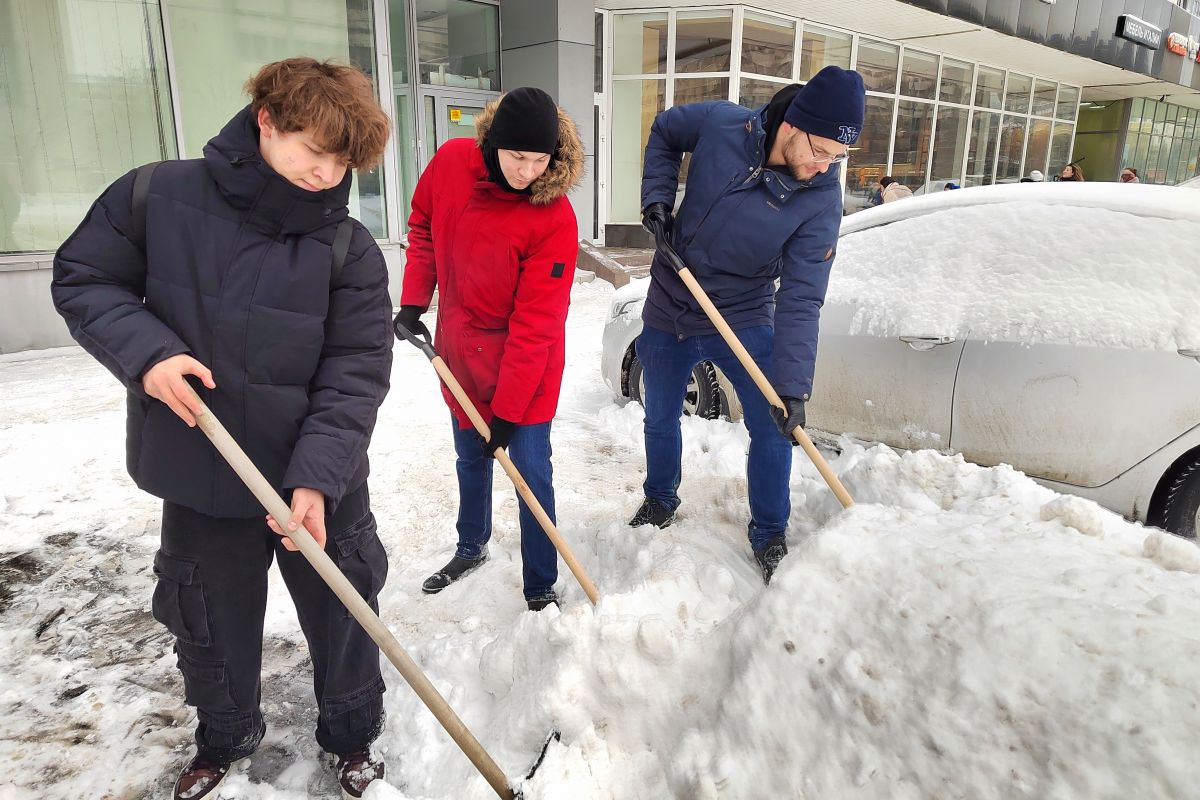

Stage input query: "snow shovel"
[
  {"left": 394, "top": 319, "right": 600, "bottom": 606},
  {"left": 180, "top": 383, "right": 550, "bottom": 799},
  {"left": 648, "top": 225, "right": 855, "bottom": 509}
]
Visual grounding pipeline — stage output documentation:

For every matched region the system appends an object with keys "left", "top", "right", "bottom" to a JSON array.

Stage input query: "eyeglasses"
[
  {"left": 1120, "top": 173, "right": 1135, "bottom": 181},
  {"left": 805, "top": 131, "right": 849, "bottom": 165}
]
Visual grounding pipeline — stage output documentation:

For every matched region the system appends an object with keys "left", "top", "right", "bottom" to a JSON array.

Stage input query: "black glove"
[
  {"left": 641, "top": 202, "right": 674, "bottom": 238},
  {"left": 483, "top": 415, "right": 517, "bottom": 457},
  {"left": 393, "top": 305, "right": 429, "bottom": 340},
  {"left": 769, "top": 396, "right": 806, "bottom": 444}
]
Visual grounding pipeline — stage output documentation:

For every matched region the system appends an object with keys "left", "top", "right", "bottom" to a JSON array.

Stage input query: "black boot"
[
  {"left": 422, "top": 552, "right": 487, "bottom": 594},
  {"left": 628, "top": 498, "right": 676, "bottom": 529},
  {"left": 753, "top": 536, "right": 788, "bottom": 585},
  {"left": 526, "top": 592, "right": 559, "bottom": 612}
]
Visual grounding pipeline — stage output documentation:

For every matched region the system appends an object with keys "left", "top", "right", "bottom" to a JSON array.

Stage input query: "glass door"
[{"left": 419, "top": 91, "right": 490, "bottom": 167}]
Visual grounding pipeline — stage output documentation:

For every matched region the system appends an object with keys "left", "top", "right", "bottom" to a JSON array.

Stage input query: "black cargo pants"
[{"left": 152, "top": 483, "right": 388, "bottom": 763}]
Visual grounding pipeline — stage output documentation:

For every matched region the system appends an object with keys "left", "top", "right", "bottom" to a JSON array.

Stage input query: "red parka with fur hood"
[{"left": 401, "top": 99, "right": 584, "bottom": 428}]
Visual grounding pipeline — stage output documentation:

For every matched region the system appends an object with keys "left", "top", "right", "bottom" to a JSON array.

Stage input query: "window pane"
[
  {"left": 975, "top": 66, "right": 1004, "bottom": 109},
  {"left": 1147, "top": 135, "right": 1166, "bottom": 182},
  {"left": 799, "top": 25, "right": 851, "bottom": 82},
  {"left": 892, "top": 100, "right": 934, "bottom": 188},
  {"left": 1127, "top": 98, "right": 1146, "bottom": 134},
  {"left": 415, "top": 0, "right": 499, "bottom": 89},
  {"left": 673, "top": 77, "right": 729, "bottom": 106},
  {"left": 1167, "top": 135, "right": 1185, "bottom": 184},
  {"left": 966, "top": 110, "right": 1000, "bottom": 186},
  {"left": 675, "top": 11, "right": 732, "bottom": 73},
  {"left": 845, "top": 95, "right": 894, "bottom": 213},
  {"left": 856, "top": 39, "right": 898, "bottom": 94},
  {"left": 1133, "top": 129, "right": 1152, "bottom": 181},
  {"left": 1025, "top": 118, "right": 1052, "bottom": 176},
  {"left": 2, "top": 0, "right": 175, "bottom": 253},
  {"left": 1121, "top": 132, "right": 1139, "bottom": 175},
  {"left": 996, "top": 114, "right": 1027, "bottom": 180},
  {"left": 939, "top": 58, "right": 972, "bottom": 105},
  {"left": 1056, "top": 85, "right": 1079, "bottom": 121},
  {"left": 167, "top": 0, "right": 387, "bottom": 237},
  {"left": 611, "top": 80, "right": 664, "bottom": 222},
  {"left": 739, "top": 78, "right": 790, "bottom": 110},
  {"left": 613, "top": 12, "right": 667, "bottom": 75},
  {"left": 1048, "top": 123, "right": 1073, "bottom": 178},
  {"left": 1004, "top": 73, "right": 1031, "bottom": 114},
  {"left": 1031, "top": 79, "right": 1056, "bottom": 117},
  {"left": 931, "top": 107, "right": 969, "bottom": 183},
  {"left": 741, "top": 11, "right": 794, "bottom": 79},
  {"left": 899, "top": 50, "right": 938, "bottom": 100}
]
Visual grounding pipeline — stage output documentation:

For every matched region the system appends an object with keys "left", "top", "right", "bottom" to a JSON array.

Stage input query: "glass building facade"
[
  {"left": 0, "top": 0, "right": 502, "bottom": 257},
  {"left": 605, "top": 6, "right": 1083, "bottom": 223}
]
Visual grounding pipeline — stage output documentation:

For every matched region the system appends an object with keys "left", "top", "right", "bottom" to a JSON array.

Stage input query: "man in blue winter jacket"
[{"left": 629, "top": 66, "right": 866, "bottom": 584}]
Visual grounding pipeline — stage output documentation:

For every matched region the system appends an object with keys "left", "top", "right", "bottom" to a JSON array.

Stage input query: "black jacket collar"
[{"left": 203, "top": 105, "right": 351, "bottom": 237}]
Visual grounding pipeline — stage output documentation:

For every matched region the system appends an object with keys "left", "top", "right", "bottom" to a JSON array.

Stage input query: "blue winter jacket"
[
  {"left": 641, "top": 101, "right": 842, "bottom": 400},
  {"left": 52, "top": 107, "right": 393, "bottom": 518}
]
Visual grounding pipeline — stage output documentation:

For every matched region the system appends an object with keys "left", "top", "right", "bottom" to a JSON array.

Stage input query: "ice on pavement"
[{"left": 2, "top": 281, "right": 1199, "bottom": 799}]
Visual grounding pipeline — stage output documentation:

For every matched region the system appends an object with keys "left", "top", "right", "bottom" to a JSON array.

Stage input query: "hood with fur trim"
[{"left": 475, "top": 96, "right": 584, "bottom": 206}]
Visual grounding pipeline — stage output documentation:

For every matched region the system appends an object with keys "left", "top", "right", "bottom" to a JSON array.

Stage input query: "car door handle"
[
  {"left": 899, "top": 335, "right": 956, "bottom": 352},
  {"left": 1179, "top": 349, "right": 1200, "bottom": 361}
]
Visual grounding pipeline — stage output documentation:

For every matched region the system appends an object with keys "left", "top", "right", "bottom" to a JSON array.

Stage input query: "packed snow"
[
  {"left": 2, "top": 280, "right": 1200, "bottom": 799},
  {"left": 831, "top": 184, "right": 1200, "bottom": 352}
]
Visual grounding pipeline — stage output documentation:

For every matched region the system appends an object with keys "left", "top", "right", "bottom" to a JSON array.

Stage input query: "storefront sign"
[
  {"left": 1116, "top": 15, "right": 1163, "bottom": 50},
  {"left": 1166, "top": 32, "right": 1200, "bottom": 62}
]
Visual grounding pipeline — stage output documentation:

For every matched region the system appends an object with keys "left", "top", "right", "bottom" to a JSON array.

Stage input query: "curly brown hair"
[{"left": 245, "top": 57, "right": 391, "bottom": 170}]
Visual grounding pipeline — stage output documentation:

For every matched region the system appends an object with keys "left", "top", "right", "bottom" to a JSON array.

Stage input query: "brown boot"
[
  {"left": 334, "top": 750, "right": 385, "bottom": 799},
  {"left": 173, "top": 755, "right": 230, "bottom": 799}
]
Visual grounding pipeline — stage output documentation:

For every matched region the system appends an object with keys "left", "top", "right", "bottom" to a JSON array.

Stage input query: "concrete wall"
[
  {"left": 499, "top": 1, "right": 595, "bottom": 240},
  {"left": 0, "top": 259, "right": 75, "bottom": 354}
]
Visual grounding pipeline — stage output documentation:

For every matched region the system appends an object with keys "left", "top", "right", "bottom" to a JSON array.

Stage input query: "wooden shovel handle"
[{"left": 181, "top": 385, "right": 516, "bottom": 799}]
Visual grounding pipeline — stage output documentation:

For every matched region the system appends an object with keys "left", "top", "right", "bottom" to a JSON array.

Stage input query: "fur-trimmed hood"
[{"left": 475, "top": 96, "right": 584, "bottom": 206}]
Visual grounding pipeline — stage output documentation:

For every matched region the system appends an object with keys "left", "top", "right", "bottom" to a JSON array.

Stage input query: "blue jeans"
[
  {"left": 636, "top": 324, "right": 793, "bottom": 548},
  {"left": 451, "top": 419, "right": 558, "bottom": 600}
]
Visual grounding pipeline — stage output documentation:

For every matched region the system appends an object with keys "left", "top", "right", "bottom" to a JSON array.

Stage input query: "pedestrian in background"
[
  {"left": 52, "top": 58, "right": 394, "bottom": 799},
  {"left": 880, "top": 176, "right": 913, "bottom": 202},
  {"left": 397, "top": 87, "right": 584, "bottom": 612},
  {"left": 1056, "top": 163, "right": 1085, "bottom": 181},
  {"left": 1120, "top": 167, "right": 1140, "bottom": 183}
]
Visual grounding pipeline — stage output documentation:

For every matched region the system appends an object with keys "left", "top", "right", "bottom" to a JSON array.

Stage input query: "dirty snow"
[{"left": 2, "top": 281, "right": 1200, "bottom": 799}]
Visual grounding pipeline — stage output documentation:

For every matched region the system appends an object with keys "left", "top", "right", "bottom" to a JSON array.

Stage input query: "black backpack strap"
[
  {"left": 330, "top": 219, "right": 354, "bottom": 288},
  {"left": 130, "top": 161, "right": 162, "bottom": 249}
]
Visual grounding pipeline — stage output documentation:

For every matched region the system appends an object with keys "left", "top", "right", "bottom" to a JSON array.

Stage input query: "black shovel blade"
[{"left": 512, "top": 729, "right": 561, "bottom": 798}]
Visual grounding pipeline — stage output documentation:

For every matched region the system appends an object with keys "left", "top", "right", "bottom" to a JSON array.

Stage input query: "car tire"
[
  {"left": 1160, "top": 460, "right": 1200, "bottom": 539},
  {"left": 627, "top": 355, "right": 721, "bottom": 420}
]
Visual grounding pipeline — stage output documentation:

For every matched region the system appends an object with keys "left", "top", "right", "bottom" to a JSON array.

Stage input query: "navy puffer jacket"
[
  {"left": 52, "top": 106, "right": 393, "bottom": 518},
  {"left": 641, "top": 100, "right": 842, "bottom": 400}
]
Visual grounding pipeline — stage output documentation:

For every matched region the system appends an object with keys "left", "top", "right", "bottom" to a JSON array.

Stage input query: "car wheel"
[
  {"left": 1161, "top": 460, "right": 1200, "bottom": 539},
  {"left": 627, "top": 355, "right": 721, "bottom": 420}
]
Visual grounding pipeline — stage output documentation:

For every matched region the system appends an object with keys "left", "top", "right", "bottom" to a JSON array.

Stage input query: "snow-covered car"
[{"left": 601, "top": 183, "right": 1200, "bottom": 537}]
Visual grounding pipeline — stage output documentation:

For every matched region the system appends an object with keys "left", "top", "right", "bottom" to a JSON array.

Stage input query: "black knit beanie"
[{"left": 486, "top": 87, "right": 560, "bottom": 155}]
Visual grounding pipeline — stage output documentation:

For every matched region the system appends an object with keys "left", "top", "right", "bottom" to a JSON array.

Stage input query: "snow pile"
[
  {"left": 3, "top": 282, "right": 1200, "bottom": 799},
  {"left": 830, "top": 197, "right": 1200, "bottom": 352}
]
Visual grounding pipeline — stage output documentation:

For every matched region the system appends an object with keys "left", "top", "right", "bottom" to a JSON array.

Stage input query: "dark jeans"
[
  {"left": 451, "top": 418, "right": 558, "bottom": 600},
  {"left": 636, "top": 323, "right": 793, "bottom": 548},
  {"left": 153, "top": 483, "right": 387, "bottom": 763}
]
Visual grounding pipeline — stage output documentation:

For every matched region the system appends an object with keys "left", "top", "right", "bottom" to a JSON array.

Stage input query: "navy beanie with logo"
[{"left": 784, "top": 66, "right": 866, "bottom": 146}]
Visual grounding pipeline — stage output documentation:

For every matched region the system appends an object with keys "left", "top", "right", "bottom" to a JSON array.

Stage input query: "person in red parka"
[{"left": 396, "top": 87, "right": 583, "bottom": 611}]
